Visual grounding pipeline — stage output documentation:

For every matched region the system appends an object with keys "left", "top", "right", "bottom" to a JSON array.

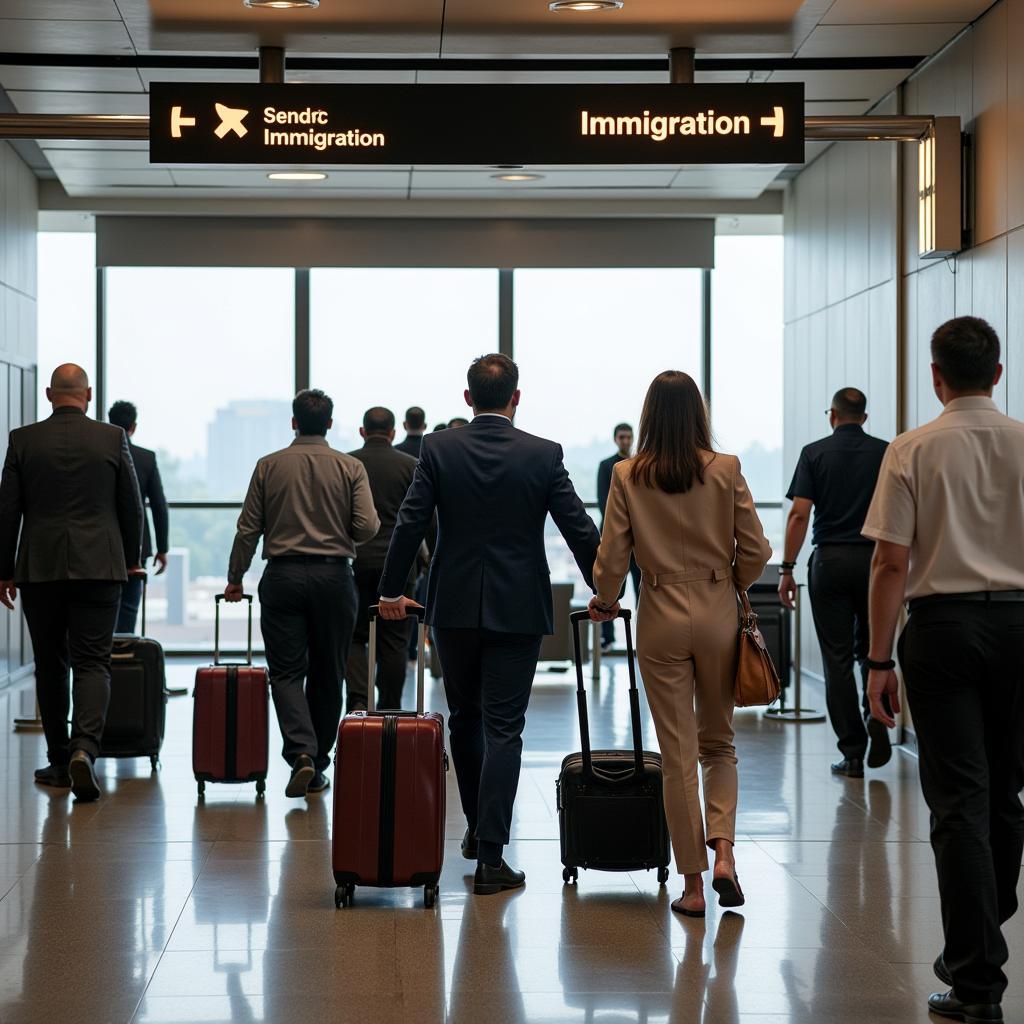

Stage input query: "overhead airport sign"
[{"left": 149, "top": 83, "right": 804, "bottom": 165}]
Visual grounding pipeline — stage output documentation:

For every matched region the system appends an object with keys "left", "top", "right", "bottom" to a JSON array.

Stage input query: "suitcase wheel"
[
  {"left": 149, "top": 755, "right": 159, "bottom": 771},
  {"left": 657, "top": 867, "right": 670, "bottom": 886},
  {"left": 255, "top": 779, "right": 266, "bottom": 798},
  {"left": 424, "top": 884, "right": 438, "bottom": 909},
  {"left": 335, "top": 884, "right": 355, "bottom": 909},
  {"left": 562, "top": 867, "right": 578, "bottom": 885},
  {"left": 197, "top": 781, "right": 205, "bottom": 799}
]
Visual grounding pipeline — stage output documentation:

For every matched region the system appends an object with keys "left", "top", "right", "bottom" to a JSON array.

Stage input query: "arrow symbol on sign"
[
  {"left": 170, "top": 106, "right": 196, "bottom": 138},
  {"left": 214, "top": 103, "right": 249, "bottom": 139},
  {"left": 760, "top": 106, "right": 785, "bottom": 138}
]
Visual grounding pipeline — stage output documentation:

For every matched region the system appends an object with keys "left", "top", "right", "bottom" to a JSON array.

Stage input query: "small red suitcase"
[
  {"left": 193, "top": 595, "right": 269, "bottom": 799},
  {"left": 332, "top": 606, "right": 447, "bottom": 909}
]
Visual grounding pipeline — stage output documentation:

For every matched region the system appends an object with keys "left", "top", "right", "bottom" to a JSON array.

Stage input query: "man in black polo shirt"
[{"left": 779, "top": 387, "right": 889, "bottom": 778}]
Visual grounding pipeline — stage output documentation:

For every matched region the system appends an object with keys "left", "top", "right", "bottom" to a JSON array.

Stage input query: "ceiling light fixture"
[
  {"left": 244, "top": 0, "right": 320, "bottom": 10},
  {"left": 548, "top": 1, "right": 623, "bottom": 11},
  {"left": 491, "top": 173, "right": 545, "bottom": 182},
  {"left": 492, "top": 164, "right": 525, "bottom": 170},
  {"left": 267, "top": 171, "right": 328, "bottom": 181}
]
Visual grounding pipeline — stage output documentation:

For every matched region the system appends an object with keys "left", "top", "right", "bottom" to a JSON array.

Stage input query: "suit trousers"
[
  {"left": 636, "top": 577, "right": 739, "bottom": 874},
  {"left": 21, "top": 580, "right": 122, "bottom": 764},
  {"left": 899, "top": 600, "right": 1024, "bottom": 1005},
  {"left": 258, "top": 561, "right": 357, "bottom": 772},
  {"left": 115, "top": 575, "right": 144, "bottom": 635},
  {"left": 346, "top": 565, "right": 412, "bottom": 712},
  {"left": 433, "top": 627, "right": 543, "bottom": 847},
  {"left": 807, "top": 544, "right": 873, "bottom": 760}
]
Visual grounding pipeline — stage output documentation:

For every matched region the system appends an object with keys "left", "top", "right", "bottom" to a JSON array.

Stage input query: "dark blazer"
[
  {"left": 0, "top": 408, "right": 143, "bottom": 583},
  {"left": 379, "top": 415, "right": 600, "bottom": 635},
  {"left": 128, "top": 440, "right": 169, "bottom": 561},
  {"left": 597, "top": 452, "right": 627, "bottom": 524},
  {"left": 394, "top": 434, "right": 423, "bottom": 459},
  {"left": 347, "top": 437, "right": 418, "bottom": 572}
]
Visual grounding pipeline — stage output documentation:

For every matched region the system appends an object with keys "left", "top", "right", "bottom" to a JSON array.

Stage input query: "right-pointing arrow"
[{"left": 760, "top": 106, "right": 785, "bottom": 138}]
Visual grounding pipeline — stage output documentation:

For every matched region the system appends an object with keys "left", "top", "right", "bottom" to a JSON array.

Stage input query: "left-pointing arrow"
[{"left": 171, "top": 106, "right": 197, "bottom": 138}]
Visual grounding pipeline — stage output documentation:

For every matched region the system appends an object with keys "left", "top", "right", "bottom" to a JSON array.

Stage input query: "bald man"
[{"left": 0, "top": 364, "right": 143, "bottom": 801}]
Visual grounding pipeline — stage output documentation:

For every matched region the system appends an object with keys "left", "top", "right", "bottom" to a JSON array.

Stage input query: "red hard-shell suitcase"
[
  {"left": 193, "top": 595, "right": 269, "bottom": 799},
  {"left": 332, "top": 606, "right": 447, "bottom": 909}
]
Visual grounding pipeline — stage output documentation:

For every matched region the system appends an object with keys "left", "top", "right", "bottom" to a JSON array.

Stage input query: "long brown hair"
[{"left": 630, "top": 371, "right": 714, "bottom": 494}]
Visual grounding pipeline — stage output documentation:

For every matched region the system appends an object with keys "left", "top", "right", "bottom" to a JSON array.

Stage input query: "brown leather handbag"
[{"left": 733, "top": 591, "right": 781, "bottom": 708}]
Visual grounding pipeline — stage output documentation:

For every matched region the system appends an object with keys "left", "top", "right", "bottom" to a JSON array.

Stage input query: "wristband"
[
  {"left": 780, "top": 561, "right": 797, "bottom": 570},
  {"left": 864, "top": 657, "right": 895, "bottom": 671}
]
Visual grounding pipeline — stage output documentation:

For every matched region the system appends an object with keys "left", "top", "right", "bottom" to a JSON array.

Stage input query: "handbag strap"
[{"left": 737, "top": 589, "right": 754, "bottom": 622}]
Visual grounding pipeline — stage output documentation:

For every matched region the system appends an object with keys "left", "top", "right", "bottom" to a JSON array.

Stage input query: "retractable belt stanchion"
[{"left": 765, "top": 583, "right": 825, "bottom": 723}]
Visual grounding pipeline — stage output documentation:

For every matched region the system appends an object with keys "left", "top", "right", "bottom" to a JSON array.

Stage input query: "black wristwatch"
[
  {"left": 864, "top": 657, "right": 896, "bottom": 671},
  {"left": 778, "top": 561, "right": 796, "bottom": 575}
]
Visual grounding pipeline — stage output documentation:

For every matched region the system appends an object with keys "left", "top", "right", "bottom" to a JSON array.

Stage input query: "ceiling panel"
[
  {"left": 43, "top": 148, "right": 154, "bottom": 171},
  {"left": 0, "top": 1, "right": 123, "bottom": 18},
  {"left": 57, "top": 168, "right": 176, "bottom": 187},
  {"left": 0, "top": 18, "right": 134, "bottom": 54},
  {"left": 410, "top": 169, "right": 679, "bottom": 190},
  {"left": 168, "top": 169, "right": 411, "bottom": 188},
  {"left": 0, "top": 66, "right": 144, "bottom": 93},
  {"left": 769, "top": 67, "right": 906, "bottom": 102},
  {"left": 821, "top": 1, "right": 993, "bottom": 24},
  {"left": 7, "top": 91, "right": 148, "bottom": 115},
  {"left": 796, "top": 22, "right": 966, "bottom": 57}
]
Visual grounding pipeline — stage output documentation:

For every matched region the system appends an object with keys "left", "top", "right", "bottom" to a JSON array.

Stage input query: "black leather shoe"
[
  {"left": 461, "top": 828, "right": 478, "bottom": 860},
  {"left": 831, "top": 758, "right": 864, "bottom": 778},
  {"left": 285, "top": 755, "right": 315, "bottom": 798},
  {"left": 307, "top": 772, "right": 330, "bottom": 794},
  {"left": 474, "top": 859, "right": 526, "bottom": 896},
  {"left": 34, "top": 765, "right": 71, "bottom": 788},
  {"left": 934, "top": 954, "right": 953, "bottom": 987},
  {"left": 927, "top": 990, "right": 1002, "bottom": 1023},
  {"left": 68, "top": 751, "right": 100, "bottom": 802},
  {"left": 866, "top": 717, "right": 893, "bottom": 768}
]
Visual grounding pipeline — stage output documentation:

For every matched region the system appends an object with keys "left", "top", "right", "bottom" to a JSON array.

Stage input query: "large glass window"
[{"left": 310, "top": 269, "right": 499, "bottom": 448}]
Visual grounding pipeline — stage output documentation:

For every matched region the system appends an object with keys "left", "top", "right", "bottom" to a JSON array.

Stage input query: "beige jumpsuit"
[{"left": 594, "top": 452, "right": 771, "bottom": 874}]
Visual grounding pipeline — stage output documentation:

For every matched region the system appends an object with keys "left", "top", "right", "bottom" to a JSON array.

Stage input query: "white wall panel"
[
  {"left": 826, "top": 147, "right": 847, "bottom": 308},
  {"left": 972, "top": 1, "right": 1009, "bottom": 245},
  {"left": 971, "top": 234, "right": 1009, "bottom": 410},
  {"left": 1007, "top": 225, "right": 1024, "bottom": 418},
  {"left": 868, "top": 283, "right": 898, "bottom": 440}
]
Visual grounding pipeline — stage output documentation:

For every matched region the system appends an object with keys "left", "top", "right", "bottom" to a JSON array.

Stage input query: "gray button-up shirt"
[{"left": 227, "top": 434, "right": 380, "bottom": 584}]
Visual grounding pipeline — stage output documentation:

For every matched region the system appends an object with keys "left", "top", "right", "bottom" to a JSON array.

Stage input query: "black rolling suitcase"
[
  {"left": 99, "top": 574, "right": 167, "bottom": 770},
  {"left": 557, "top": 609, "right": 671, "bottom": 886}
]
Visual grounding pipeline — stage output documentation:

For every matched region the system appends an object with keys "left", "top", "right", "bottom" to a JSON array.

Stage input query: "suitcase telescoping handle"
[
  {"left": 368, "top": 604, "right": 426, "bottom": 715},
  {"left": 127, "top": 569, "right": 148, "bottom": 636},
  {"left": 214, "top": 593, "right": 254, "bottom": 667},
  {"left": 570, "top": 608, "right": 646, "bottom": 782}
]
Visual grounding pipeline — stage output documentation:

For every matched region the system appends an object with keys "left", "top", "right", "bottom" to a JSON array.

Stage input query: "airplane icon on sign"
[{"left": 215, "top": 104, "right": 250, "bottom": 139}]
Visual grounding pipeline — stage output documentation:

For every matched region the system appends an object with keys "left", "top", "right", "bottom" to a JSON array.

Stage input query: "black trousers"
[
  {"left": 807, "top": 544, "right": 873, "bottom": 759},
  {"left": 115, "top": 575, "right": 144, "bottom": 634},
  {"left": 900, "top": 601, "right": 1024, "bottom": 1005},
  {"left": 258, "top": 562, "right": 357, "bottom": 772},
  {"left": 601, "top": 554, "right": 642, "bottom": 646},
  {"left": 346, "top": 565, "right": 411, "bottom": 712},
  {"left": 433, "top": 627, "right": 543, "bottom": 848},
  {"left": 21, "top": 580, "right": 122, "bottom": 764}
]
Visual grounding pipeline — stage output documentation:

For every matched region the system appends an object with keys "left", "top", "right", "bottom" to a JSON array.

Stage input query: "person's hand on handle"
[
  {"left": 223, "top": 583, "right": 245, "bottom": 603},
  {"left": 0, "top": 580, "right": 16, "bottom": 611},
  {"left": 378, "top": 596, "right": 424, "bottom": 621},
  {"left": 153, "top": 552, "right": 168, "bottom": 576},
  {"left": 778, "top": 571, "right": 798, "bottom": 610},
  {"left": 587, "top": 596, "right": 620, "bottom": 622},
  {"left": 867, "top": 668, "right": 900, "bottom": 728}
]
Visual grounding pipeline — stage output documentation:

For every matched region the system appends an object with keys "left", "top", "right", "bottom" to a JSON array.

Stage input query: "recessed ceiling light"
[
  {"left": 491, "top": 173, "right": 545, "bottom": 182},
  {"left": 267, "top": 171, "right": 328, "bottom": 181},
  {"left": 548, "top": 1, "right": 623, "bottom": 11},
  {"left": 244, "top": 0, "right": 320, "bottom": 9}
]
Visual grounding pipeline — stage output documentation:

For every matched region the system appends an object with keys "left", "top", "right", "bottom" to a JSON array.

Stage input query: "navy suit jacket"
[
  {"left": 378, "top": 416, "right": 600, "bottom": 635},
  {"left": 127, "top": 441, "right": 169, "bottom": 561}
]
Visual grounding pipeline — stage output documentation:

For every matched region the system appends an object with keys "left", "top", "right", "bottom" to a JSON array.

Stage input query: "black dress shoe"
[
  {"left": 68, "top": 751, "right": 100, "bottom": 802},
  {"left": 307, "top": 772, "right": 330, "bottom": 794},
  {"left": 831, "top": 758, "right": 864, "bottom": 778},
  {"left": 34, "top": 765, "right": 71, "bottom": 788},
  {"left": 934, "top": 954, "right": 953, "bottom": 987},
  {"left": 461, "top": 828, "right": 478, "bottom": 860},
  {"left": 866, "top": 717, "right": 893, "bottom": 768},
  {"left": 285, "top": 755, "right": 315, "bottom": 798},
  {"left": 927, "top": 990, "right": 1002, "bottom": 1023},
  {"left": 473, "top": 859, "right": 526, "bottom": 896}
]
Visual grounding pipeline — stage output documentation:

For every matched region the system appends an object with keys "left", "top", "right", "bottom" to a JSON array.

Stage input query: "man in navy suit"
[{"left": 378, "top": 354, "right": 600, "bottom": 895}]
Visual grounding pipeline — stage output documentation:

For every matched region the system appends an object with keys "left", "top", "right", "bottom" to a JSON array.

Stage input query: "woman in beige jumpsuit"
[{"left": 589, "top": 371, "right": 771, "bottom": 916}]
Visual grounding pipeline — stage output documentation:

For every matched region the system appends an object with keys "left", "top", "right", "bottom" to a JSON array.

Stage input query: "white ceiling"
[{"left": 0, "top": 0, "right": 997, "bottom": 207}]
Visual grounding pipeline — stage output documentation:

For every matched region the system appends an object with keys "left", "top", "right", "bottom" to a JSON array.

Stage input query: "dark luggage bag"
[
  {"left": 332, "top": 606, "right": 446, "bottom": 909},
  {"left": 193, "top": 595, "right": 269, "bottom": 798},
  {"left": 557, "top": 609, "right": 671, "bottom": 886},
  {"left": 100, "top": 573, "right": 166, "bottom": 770}
]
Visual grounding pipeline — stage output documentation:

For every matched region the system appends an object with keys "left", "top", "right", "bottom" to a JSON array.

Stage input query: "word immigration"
[
  {"left": 263, "top": 107, "right": 385, "bottom": 151},
  {"left": 581, "top": 109, "right": 756, "bottom": 141}
]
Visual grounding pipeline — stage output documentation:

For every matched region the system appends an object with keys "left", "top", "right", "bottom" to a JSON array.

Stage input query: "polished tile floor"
[{"left": 0, "top": 658, "right": 1019, "bottom": 1023}]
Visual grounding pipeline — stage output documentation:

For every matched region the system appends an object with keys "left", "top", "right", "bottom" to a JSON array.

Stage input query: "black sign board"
[{"left": 150, "top": 83, "right": 804, "bottom": 166}]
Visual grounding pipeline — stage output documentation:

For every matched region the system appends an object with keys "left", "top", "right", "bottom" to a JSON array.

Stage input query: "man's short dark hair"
[
  {"left": 447, "top": 417, "right": 469, "bottom": 429},
  {"left": 108, "top": 400, "right": 137, "bottom": 432},
  {"left": 613, "top": 422, "right": 633, "bottom": 437},
  {"left": 831, "top": 388, "right": 867, "bottom": 421},
  {"left": 404, "top": 406, "right": 426, "bottom": 431},
  {"left": 293, "top": 389, "right": 333, "bottom": 436},
  {"left": 432, "top": 422, "right": 447, "bottom": 432},
  {"left": 931, "top": 316, "right": 1001, "bottom": 391},
  {"left": 363, "top": 406, "right": 396, "bottom": 435},
  {"left": 467, "top": 353, "right": 519, "bottom": 411}
]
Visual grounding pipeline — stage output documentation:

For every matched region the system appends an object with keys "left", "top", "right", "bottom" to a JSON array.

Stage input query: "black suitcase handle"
[
  {"left": 569, "top": 608, "right": 646, "bottom": 783},
  {"left": 368, "top": 604, "right": 427, "bottom": 714}
]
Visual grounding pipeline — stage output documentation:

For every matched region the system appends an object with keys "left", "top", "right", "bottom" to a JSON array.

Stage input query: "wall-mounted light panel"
[{"left": 918, "top": 116, "right": 962, "bottom": 259}]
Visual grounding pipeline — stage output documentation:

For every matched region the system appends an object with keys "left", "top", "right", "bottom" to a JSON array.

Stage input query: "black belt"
[
  {"left": 269, "top": 555, "right": 353, "bottom": 566},
  {"left": 908, "top": 589, "right": 1024, "bottom": 613}
]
